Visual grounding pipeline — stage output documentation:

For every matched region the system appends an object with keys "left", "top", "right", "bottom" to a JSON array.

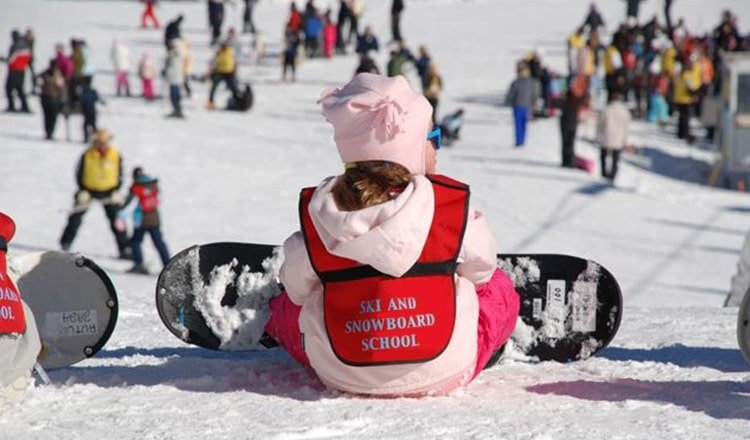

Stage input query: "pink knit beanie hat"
[{"left": 319, "top": 73, "right": 434, "bottom": 174}]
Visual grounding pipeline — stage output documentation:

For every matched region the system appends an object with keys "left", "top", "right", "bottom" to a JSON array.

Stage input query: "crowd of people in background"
[
  {"left": 5, "top": 0, "right": 455, "bottom": 135},
  {"left": 2, "top": 0, "right": 447, "bottom": 267},
  {"left": 503, "top": 2, "right": 749, "bottom": 184},
  {"left": 7, "top": 0, "right": 748, "bottom": 264}
]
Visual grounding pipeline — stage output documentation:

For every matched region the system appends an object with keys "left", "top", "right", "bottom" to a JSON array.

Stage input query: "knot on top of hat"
[{"left": 370, "top": 96, "right": 407, "bottom": 140}]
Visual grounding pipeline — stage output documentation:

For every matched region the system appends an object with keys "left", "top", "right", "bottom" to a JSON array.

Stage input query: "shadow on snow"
[
  {"left": 599, "top": 345, "right": 747, "bottom": 373},
  {"left": 527, "top": 378, "right": 750, "bottom": 421},
  {"left": 46, "top": 345, "right": 331, "bottom": 401},
  {"left": 527, "top": 345, "right": 750, "bottom": 420}
]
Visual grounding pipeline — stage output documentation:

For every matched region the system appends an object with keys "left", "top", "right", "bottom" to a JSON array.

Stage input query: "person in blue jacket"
[{"left": 505, "top": 61, "right": 538, "bottom": 147}]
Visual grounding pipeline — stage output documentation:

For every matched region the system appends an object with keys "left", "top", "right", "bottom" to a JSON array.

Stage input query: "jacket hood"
[{"left": 307, "top": 174, "right": 435, "bottom": 277}]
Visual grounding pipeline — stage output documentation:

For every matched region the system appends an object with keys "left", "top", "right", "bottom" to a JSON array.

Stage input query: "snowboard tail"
[
  {"left": 156, "top": 243, "right": 622, "bottom": 363},
  {"left": 10, "top": 251, "right": 119, "bottom": 369}
]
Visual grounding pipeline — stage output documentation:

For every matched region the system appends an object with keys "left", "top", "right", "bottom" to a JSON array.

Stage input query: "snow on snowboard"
[
  {"left": 156, "top": 243, "right": 622, "bottom": 363},
  {"left": 9, "top": 251, "right": 119, "bottom": 369}
]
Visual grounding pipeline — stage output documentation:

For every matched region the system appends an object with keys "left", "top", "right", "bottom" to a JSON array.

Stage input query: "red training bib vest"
[
  {"left": 0, "top": 215, "right": 26, "bottom": 334},
  {"left": 132, "top": 184, "right": 159, "bottom": 213},
  {"left": 299, "top": 175, "right": 470, "bottom": 366}
]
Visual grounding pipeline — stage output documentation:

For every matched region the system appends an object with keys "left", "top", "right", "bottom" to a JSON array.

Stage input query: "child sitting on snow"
[{"left": 262, "top": 73, "right": 520, "bottom": 396}]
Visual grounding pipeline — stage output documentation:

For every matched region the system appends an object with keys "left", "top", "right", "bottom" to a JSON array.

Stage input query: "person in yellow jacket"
[
  {"left": 207, "top": 41, "right": 240, "bottom": 109},
  {"left": 567, "top": 28, "right": 586, "bottom": 76},
  {"left": 603, "top": 44, "right": 623, "bottom": 101},
  {"left": 59, "top": 129, "right": 130, "bottom": 258},
  {"left": 661, "top": 44, "right": 677, "bottom": 77},
  {"left": 672, "top": 59, "right": 701, "bottom": 140}
]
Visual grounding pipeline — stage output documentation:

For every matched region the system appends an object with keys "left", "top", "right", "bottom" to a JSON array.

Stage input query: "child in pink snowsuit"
[
  {"left": 138, "top": 54, "right": 156, "bottom": 100},
  {"left": 322, "top": 18, "right": 337, "bottom": 58},
  {"left": 264, "top": 73, "right": 519, "bottom": 397}
]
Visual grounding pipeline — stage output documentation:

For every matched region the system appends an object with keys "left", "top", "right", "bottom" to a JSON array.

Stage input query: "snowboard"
[
  {"left": 9, "top": 251, "right": 119, "bottom": 369},
  {"left": 156, "top": 243, "right": 622, "bottom": 363}
]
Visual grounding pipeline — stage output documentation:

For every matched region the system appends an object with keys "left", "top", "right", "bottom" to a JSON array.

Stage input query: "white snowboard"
[{"left": 9, "top": 251, "right": 119, "bottom": 369}]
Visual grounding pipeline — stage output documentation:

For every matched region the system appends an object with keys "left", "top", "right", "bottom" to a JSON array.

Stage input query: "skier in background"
[
  {"left": 391, "top": 0, "right": 404, "bottom": 42},
  {"left": 54, "top": 43, "right": 74, "bottom": 82},
  {"left": 208, "top": 0, "right": 226, "bottom": 45},
  {"left": 24, "top": 29, "right": 37, "bottom": 95},
  {"left": 582, "top": 3, "right": 605, "bottom": 32},
  {"left": 438, "top": 108, "right": 464, "bottom": 146},
  {"left": 354, "top": 51, "right": 379, "bottom": 76},
  {"left": 80, "top": 82, "right": 105, "bottom": 143},
  {"left": 282, "top": 24, "right": 301, "bottom": 82},
  {"left": 207, "top": 41, "right": 239, "bottom": 109},
  {"left": 322, "top": 11, "right": 337, "bottom": 58},
  {"left": 178, "top": 39, "right": 193, "bottom": 98},
  {"left": 303, "top": 6, "right": 323, "bottom": 58},
  {"left": 164, "top": 14, "right": 184, "bottom": 50},
  {"left": 505, "top": 61, "right": 538, "bottom": 147},
  {"left": 70, "top": 39, "right": 95, "bottom": 109},
  {"left": 243, "top": 0, "right": 258, "bottom": 34},
  {"left": 415, "top": 45, "right": 431, "bottom": 91},
  {"left": 59, "top": 129, "right": 131, "bottom": 259},
  {"left": 263, "top": 73, "right": 520, "bottom": 396},
  {"left": 164, "top": 40, "right": 185, "bottom": 118},
  {"left": 138, "top": 53, "right": 157, "bottom": 100},
  {"left": 111, "top": 39, "right": 132, "bottom": 97},
  {"left": 287, "top": 2, "right": 302, "bottom": 33},
  {"left": 597, "top": 91, "right": 631, "bottom": 183},
  {"left": 68, "top": 39, "right": 83, "bottom": 108},
  {"left": 3, "top": 30, "right": 31, "bottom": 113},
  {"left": 423, "top": 62, "right": 442, "bottom": 125},
  {"left": 119, "top": 167, "right": 171, "bottom": 275},
  {"left": 335, "top": 0, "right": 352, "bottom": 54},
  {"left": 355, "top": 26, "right": 379, "bottom": 55},
  {"left": 347, "top": 0, "right": 363, "bottom": 46},
  {"left": 624, "top": 0, "right": 645, "bottom": 21},
  {"left": 39, "top": 59, "right": 66, "bottom": 140},
  {"left": 0, "top": 212, "right": 41, "bottom": 410},
  {"left": 386, "top": 40, "right": 415, "bottom": 77},
  {"left": 141, "top": 0, "right": 160, "bottom": 29},
  {"left": 673, "top": 59, "right": 701, "bottom": 142},
  {"left": 559, "top": 88, "right": 580, "bottom": 168}
]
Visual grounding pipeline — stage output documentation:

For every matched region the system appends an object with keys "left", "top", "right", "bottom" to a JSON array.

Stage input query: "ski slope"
[{"left": 2, "top": 0, "right": 750, "bottom": 438}]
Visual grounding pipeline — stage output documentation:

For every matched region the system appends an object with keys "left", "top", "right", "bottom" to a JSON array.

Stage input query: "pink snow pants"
[
  {"left": 142, "top": 78, "right": 155, "bottom": 99},
  {"left": 264, "top": 268, "right": 520, "bottom": 378},
  {"left": 116, "top": 70, "right": 130, "bottom": 95}
]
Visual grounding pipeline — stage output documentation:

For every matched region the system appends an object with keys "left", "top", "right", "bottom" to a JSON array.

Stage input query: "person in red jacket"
[
  {"left": 141, "top": 0, "right": 160, "bottom": 29},
  {"left": 119, "top": 167, "right": 170, "bottom": 274},
  {"left": 288, "top": 2, "right": 302, "bottom": 33},
  {"left": 322, "top": 11, "right": 337, "bottom": 58},
  {"left": 3, "top": 30, "right": 32, "bottom": 113}
]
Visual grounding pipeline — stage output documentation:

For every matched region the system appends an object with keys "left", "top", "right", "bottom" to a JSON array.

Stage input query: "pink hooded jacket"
[{"left": 279, "top": 174, "right": 497, "bottom": 396}]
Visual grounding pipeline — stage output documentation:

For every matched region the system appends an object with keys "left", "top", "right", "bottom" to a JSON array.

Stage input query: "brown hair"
[{"left": 331, "top": 161, "right": 412, "bottom": 211}]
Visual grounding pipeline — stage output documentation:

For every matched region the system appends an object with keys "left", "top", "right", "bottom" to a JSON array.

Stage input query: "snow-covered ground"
[{"left": 2, "top": 0, "right": 750, "bottom": 438}]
